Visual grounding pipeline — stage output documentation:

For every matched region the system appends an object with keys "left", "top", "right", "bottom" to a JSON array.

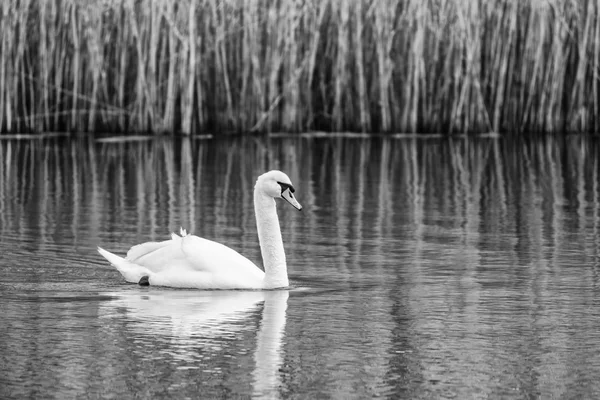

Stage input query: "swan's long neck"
[{"left": 254, "top": 187, "right": 289, "bottom": 289}]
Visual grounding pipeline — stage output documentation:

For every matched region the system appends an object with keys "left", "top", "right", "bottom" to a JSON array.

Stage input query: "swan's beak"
[{"left": 281, "top": 188, "right": 302, "bottom": 211}]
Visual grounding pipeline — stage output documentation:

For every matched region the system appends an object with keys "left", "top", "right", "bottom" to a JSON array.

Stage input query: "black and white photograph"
[{"left": 1, "top": 0, "right": 600, "bottom": 398}]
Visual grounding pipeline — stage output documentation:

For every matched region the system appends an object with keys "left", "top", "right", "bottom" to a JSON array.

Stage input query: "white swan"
[{"left": 97, "top": 170, "right": 302, "bottom": 289}]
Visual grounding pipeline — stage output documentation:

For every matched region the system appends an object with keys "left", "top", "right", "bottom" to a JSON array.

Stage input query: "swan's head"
[{"left": 256, "top": 170, "right": 302, "bottom": 211}]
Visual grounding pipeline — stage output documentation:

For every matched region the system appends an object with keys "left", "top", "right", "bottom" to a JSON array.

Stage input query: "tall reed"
[{"left": 0, "top": 0, "right": 599, "bottom": 134}]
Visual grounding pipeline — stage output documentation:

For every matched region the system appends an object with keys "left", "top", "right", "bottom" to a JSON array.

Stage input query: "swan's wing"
[
  {"left": 123, "top": 233, "right": 264, "bottom": 285},
  {"left": 180, "top": 234, "right": 264, "bottom": 280},
  {"left": 126, "top": 239, "right": 175, "bottom": 262},
  {"left": 123, "top": 236, "right": 187, "bottom": 274}
]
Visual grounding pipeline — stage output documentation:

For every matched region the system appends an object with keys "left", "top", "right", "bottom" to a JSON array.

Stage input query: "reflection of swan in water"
[
  {"left": 252, "top": 290, "right": 288, "bottom": 398},
  {"left": 99, "top": 289, "right": 288, "bottom": 393}
]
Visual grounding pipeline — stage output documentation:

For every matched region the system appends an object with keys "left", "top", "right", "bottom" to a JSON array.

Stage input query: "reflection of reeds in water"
[
  {"left": 3, "top": 1, "right": 600, "bottom": 134},
  {"left": 1, "top": 136, "right": 598, "bottom": 266}
]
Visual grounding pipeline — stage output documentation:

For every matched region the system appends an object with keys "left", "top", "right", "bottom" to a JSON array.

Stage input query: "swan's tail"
[{"left": 97, "top": 247, "right": 152, "bottom": 284}]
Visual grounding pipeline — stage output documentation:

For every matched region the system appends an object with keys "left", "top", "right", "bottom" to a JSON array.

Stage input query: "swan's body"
[{"left": 97, "top": 170, "right": 302, "bottom": 289}]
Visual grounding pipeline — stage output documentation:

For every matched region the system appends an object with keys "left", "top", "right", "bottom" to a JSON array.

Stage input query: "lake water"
[{"left": 1, "top": 134, "right": 599, "bottom": 399}]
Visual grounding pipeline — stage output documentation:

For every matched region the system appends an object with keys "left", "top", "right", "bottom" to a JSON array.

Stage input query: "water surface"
[{"left": 1, "top": 135, "right": 600, "bottom": 399}]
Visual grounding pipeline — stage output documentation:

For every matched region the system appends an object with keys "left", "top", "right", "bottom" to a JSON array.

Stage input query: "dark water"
[{"left": 1, "top": 135, "right": 599, "bottom": 399}]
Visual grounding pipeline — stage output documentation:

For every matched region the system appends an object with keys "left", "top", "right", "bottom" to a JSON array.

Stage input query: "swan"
[{"left": 97, "top": 170, "right": 302, "bottom": 289}]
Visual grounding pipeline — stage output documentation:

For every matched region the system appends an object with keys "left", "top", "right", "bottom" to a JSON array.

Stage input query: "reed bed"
[{"left": 1, "top": 0, "right": 599, "bottom": 134}]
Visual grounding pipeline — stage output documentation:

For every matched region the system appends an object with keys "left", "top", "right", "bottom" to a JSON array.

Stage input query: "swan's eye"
[{"left": 277, "top": 181, "right": 295, "bottom": 194}]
